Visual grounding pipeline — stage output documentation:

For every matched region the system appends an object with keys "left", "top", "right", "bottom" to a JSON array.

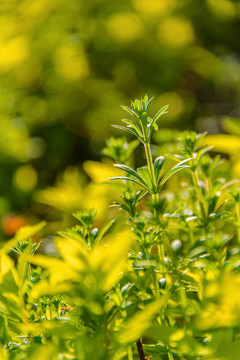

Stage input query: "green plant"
[{"left": 0, "top": 96, "right": 240, "bottom": 360}]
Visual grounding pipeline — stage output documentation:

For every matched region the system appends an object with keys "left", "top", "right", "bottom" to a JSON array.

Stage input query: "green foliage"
[{"left": 1, "top": 96, "right": 240, "bottom": 360}]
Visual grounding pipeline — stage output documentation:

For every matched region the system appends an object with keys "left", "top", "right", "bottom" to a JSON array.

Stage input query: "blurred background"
[{"left": 1, "top": 0, "right": 240, "bottom": 238}]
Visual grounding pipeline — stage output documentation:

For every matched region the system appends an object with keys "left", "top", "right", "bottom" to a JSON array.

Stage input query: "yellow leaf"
[
  {"left": 14, "top": 221, "right": 46, "bottom": 242},
  {"left": 92, "top": 230, "right": 133, "bottom": 291},
  {"left": 203, "top": 134, "right": 240, "bottom": 155},
  {"left": 118, "top": 296, "right": 169, "bottom": 343}
]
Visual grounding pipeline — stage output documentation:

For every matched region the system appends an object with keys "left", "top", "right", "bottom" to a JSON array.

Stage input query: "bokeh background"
[{"left": 1, "top": 0, "right": 240, "bottom": 238}]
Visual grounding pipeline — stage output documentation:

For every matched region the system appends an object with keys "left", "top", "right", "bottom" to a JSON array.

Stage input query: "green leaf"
[
  {"left": 154, "top": 156, "right": 165, "bottom": 184},
  {"left": 195, "top": 145, "right": 214, "bottom": 163},
  {"left": 95, "top": 220, "right": 115, "bottom": 245},
  {"left": 137, "top": 166, "right": 152, "bottom": 189},
  {"left": 150, "top": 104, "right": 168, "bottom": 130},
  {"left": 121, "top": 105, "right": 138, "bottom": 118},
  {"left": 114, "top": 164, "right": 148, "bottom": 187},
  {"left": 145, "top": 96, "right": 154, "bottom": 111},
  {"left": 122, "top": 119, "right": 143, "bottom": 139},
  {"left": 111, "top": 124, "right": 140, "bottom": 139},
  {"left": 144, "top": 325, "right": 177, "bottom": 342},
  {"left": 158, "top": 158, "right": 192, "bottom": 190},
  {"left": 109, "top": 177, "right": 149, "bottom": 191}
]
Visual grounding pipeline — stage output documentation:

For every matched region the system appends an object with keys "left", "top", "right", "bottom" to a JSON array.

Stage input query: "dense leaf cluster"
[{"left": 0, "top": 97, "right": 240, "bottom": 359}]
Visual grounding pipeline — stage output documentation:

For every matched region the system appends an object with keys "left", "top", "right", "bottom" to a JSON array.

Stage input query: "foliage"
[
  {"left": 1, "top": 0, "right": 240, "bottom": 222},
  {"left": 0, "top": 96, "right": 240, "bottom": 359}
]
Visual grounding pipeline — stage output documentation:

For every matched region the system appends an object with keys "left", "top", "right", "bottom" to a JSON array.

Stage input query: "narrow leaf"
[
  {"left": 150, "top": 105, "right": 169, "bottom": 129},
  {"left": 154, "top": 156, "right": 165, "bottom": 184},
  {"left": 118, "top": 296, "right": 169, "bottom": 344},
  {"left": 137, "top": 166, "right": 152, "bottom": 189},
  {"left": 110, "top": 177, "right": 150, "bottom": 191},
  {"left": 158, "top": 158, "right": 192, "bottom": 190},
  {"left": 195, "top": 145, "right": 214, "bottom": 163},
  {"left": 111, "top": 124, "right": 139, "bottom": 138},
  {"left": 114, "top": 164, "right": 148, "bottom": 186},
  {"left": 158, "top": 165, "right": 189, "bottom": 190},
  {"left": 122, "top": 119, "right": 143, "bottom": 138},
  {"left": 121, "top": 105, "right": 138, "bottom": 118},
  {"left": 146, "top": 96, "right": 154, "bottom": 111}
]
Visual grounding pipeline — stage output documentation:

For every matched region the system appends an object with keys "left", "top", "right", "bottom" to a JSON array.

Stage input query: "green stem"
[
  {"left": 127, "top": 346, "right": 134, "bottom": 360},
  {"left": 236, "top": 202, "right": 240, "bottom": 243},
  {"left": 191, "top": 170, "right": 207, "bottom": 220},
  {"left": 144, "top": 142, "right": 158, "bottom": 197},
  {"left": 158, "top": 241, "right": 166, "bottom": 275}
]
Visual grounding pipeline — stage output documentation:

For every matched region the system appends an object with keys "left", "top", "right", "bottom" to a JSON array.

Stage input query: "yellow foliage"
[
  {"left": 118, "top": 297, "right": 168, "bottom": 343},
  {"left": 14, "top": 221, "right": 46, "bottom": 242},
  {"left": 83, "top": 160, "right": 120, "bottom": 183},
  {"left": 0, "top": 254, "right": 14, "bottom": 279},
  {"left": 203, "top": 134, "right": 240, "bottom": 155},
  {"left": 197, "top": 273, "right": 240, "bottom": 329},
  {"left": 91, "top": 230, "right": 133, "bottom": 291}
]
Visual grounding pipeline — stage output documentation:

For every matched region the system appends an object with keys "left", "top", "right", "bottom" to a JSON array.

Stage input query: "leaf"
[
  {"left": 137, "top": 166, "right": 152, "bottom": 189},
  {"left": 145, "top": 96, "right": 154, "bottom": 111},
  {"left": 154, "top": 156, "right": 165, "bottom": 184},
  {"left": 150, "top": 105, "right": 169, "bottom": 130},
  {"left": 122, "top": 119, "right": 143, "bottom": 138},
  {"left": 111, "top": 124, "right": 140, "bottom": 139},
  {"left": 14, "top": 221, "right": 46, "bottom": 242},
  {"left": 144, "top": 325, "right": 177, "bottom": 342},
  {"left": 121, "top": 105, "right": 138, "bottom": 118},
  {"left": 117, "top": 296, "right": 169, "bottom": 343},
  {"left": 195, "top": 145, "right": 214, "bottom": 163},
  {"left": 158, "top": 158, "right": 192, "bottom": 190},
  {"left": 93, "top": 230, "right": 133, "bottom": 291},
  {"left": 202, "top": 134, "right": 240, "bottom": 155},
  {"left": 158, "top": 165, "right": 189, "bottom": 190},
  {"left": 95, "top": 219, "right": 115, "bottom": 245},
  {"left": 114, "top": 164, "right": 148, "bottom": 187},
  {"left": 109, "top": 177, "right": 149, "bottom": 191}
]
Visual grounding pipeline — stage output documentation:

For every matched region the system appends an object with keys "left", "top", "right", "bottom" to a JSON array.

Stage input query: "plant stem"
[
  {"left": 127, "top": 346, "right": 134, "bottom": 360},
  {"left": 144, "top": 142, "right": 158, "bottom": 198},
  {"left": 191, "top": 170, "right": 207, "bottom": 220},
  {"left": 136, "top": 338, "right": 145, "bottom": 360},
  {"left": 236, "top": 202, "right": 240, "bottom": 243}
]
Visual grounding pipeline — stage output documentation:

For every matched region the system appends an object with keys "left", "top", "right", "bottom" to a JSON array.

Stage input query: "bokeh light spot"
[
  {"left": 158, "top": 17, "right": 194, "bottom": 48},
  {"left": 0, "top": 36, "right": 29, "bottom": 72},
  {"left": 155, "top": 92, "right": 184, "bottom": 121},
  {"left": 13, "top": 164, "right": 38, "bottom": 193},
  {"left": 55, "top": 43, "right": 90, "bottom": 81},
  {"left": 132, "top": 0, "right": 176, "bottom": 15},
  {"left": 106, "top": 13, "right": 143, "bottom": 42},
  {"left": 207, "top": 0, "right": 236, "bottom": 20}
]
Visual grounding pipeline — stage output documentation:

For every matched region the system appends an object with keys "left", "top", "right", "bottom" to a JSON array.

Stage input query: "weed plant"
[{"left": 0, "top": 96, "right": 240, "bottom": 359}]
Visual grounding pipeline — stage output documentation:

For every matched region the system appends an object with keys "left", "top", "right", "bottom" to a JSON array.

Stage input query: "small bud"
[
  {"left": 91, "top": 228, "right": 98, "bottom": 237},
  {"left": 158, "top": 278, "right": 166, "bottom": 290},
  {"left": 171, "top": 239, "right": 182, "bottom": 255}
]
